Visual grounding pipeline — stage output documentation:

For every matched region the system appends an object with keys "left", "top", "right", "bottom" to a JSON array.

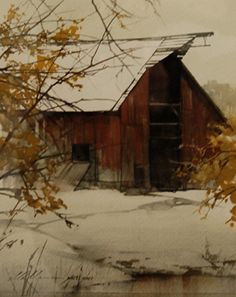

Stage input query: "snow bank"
[{"left": 1, "top": 189, "right": 236, "bottom": 295}]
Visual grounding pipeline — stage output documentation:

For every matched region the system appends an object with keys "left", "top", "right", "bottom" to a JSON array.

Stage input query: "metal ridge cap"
[{"left": 71, "top": 32, "right": 214, "bottom": 43}]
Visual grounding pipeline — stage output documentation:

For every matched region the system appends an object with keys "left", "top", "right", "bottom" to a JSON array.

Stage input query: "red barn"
[{"left": 42, "top": 32, "right": 225, "bottom": 191}]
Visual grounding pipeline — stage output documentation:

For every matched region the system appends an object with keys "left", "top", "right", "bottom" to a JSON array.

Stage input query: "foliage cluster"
[
  {"left": 0, "top": 0, "right": 160, "bottom": 217},
  {"left": 0, "top": 2, "right": 84, "bottom": 215},
  {"left": 185, "top": 119, "right": 236, "bottom": 225}
]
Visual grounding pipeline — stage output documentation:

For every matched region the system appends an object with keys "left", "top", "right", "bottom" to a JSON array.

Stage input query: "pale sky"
[{"left": 1, "top": 0, "right": 236, "bottom": 85}]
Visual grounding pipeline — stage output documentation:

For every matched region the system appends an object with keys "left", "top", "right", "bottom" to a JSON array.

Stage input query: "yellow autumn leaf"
[
  {"left": 52, "top": 28, "right": 69, "bottom": 42},
  {"left": 37, "top": 55, "right": 47, "bottom": 70},
  {"left": 6, "top": 5, "right": 19, "bottom": 22},
  {"left": 230, "top": 205, "right": 236, "bottom": 217},
  {"left": 230, "top": 192, "right": 236, "bottom": 204}
]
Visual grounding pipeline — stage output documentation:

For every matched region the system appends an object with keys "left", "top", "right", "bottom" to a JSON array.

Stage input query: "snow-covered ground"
[{"left": 1, "top": 189, "right": 236, "bottom": 296}]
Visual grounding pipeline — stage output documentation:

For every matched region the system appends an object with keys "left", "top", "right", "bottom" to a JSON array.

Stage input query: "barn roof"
[{"left": 42, "top": 32, "right": 213, "bottom": 112}]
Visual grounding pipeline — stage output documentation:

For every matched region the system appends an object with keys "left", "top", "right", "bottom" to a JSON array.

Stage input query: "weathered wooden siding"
[
  {"left": 43, "top": 112, "right": 121, "bottom": 187},
  {"left": 181, "top": 65, "right": 225, "bottom": 162},
  {"left": 120, "top": 70, "right": 150, "bottom": 188}
]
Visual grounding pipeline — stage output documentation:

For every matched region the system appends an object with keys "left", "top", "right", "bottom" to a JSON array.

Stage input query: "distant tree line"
[{"left": 203, "top": 80, "right": 236, "bottom": 117}]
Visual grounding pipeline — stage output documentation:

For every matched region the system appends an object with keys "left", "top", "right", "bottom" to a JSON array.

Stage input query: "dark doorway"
[{"left": 149, "top": 54, "right": 182, "bottom": 190}]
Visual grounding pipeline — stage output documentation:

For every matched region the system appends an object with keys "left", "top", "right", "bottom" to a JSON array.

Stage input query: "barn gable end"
[{"left": 181, "top": 61, "right": 226, "bottom": 163}]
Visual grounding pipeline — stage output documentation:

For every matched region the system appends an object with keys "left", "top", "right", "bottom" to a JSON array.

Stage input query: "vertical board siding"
[
  {"left": 181, "top": 73, "right": 224, "bottom": 162},
  {"left": 120, "top": 71, "right": 150, "bottom": 188},
  {"left": 95, "top": 115, "right": 121, "bottom": 171},
  {"left": 44, "top": 112, "right": 121, "bottom": 186}
]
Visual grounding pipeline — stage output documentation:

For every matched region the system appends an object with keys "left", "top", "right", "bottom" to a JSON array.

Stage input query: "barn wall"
[
  {"left": 43, "top": 112, "right": 121, "bottom": 187},
  {"left": 181, "top": 67, "right": 225, "bottom": 163},
  {"left": 120, "top": 71, "right": 150, "bottom": 188}
]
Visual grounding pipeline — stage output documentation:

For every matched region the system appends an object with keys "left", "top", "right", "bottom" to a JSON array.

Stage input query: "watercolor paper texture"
[{"left": 0, "top": 1, "right": 236, "bottom": 296}]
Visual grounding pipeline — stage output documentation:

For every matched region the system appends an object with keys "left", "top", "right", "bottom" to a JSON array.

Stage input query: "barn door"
[
  {"left": 149, "top": 105, "right": 181, "bottom": 190},
  {"left": 149, "top": 55, "right": 182, "bottom": 190}
]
